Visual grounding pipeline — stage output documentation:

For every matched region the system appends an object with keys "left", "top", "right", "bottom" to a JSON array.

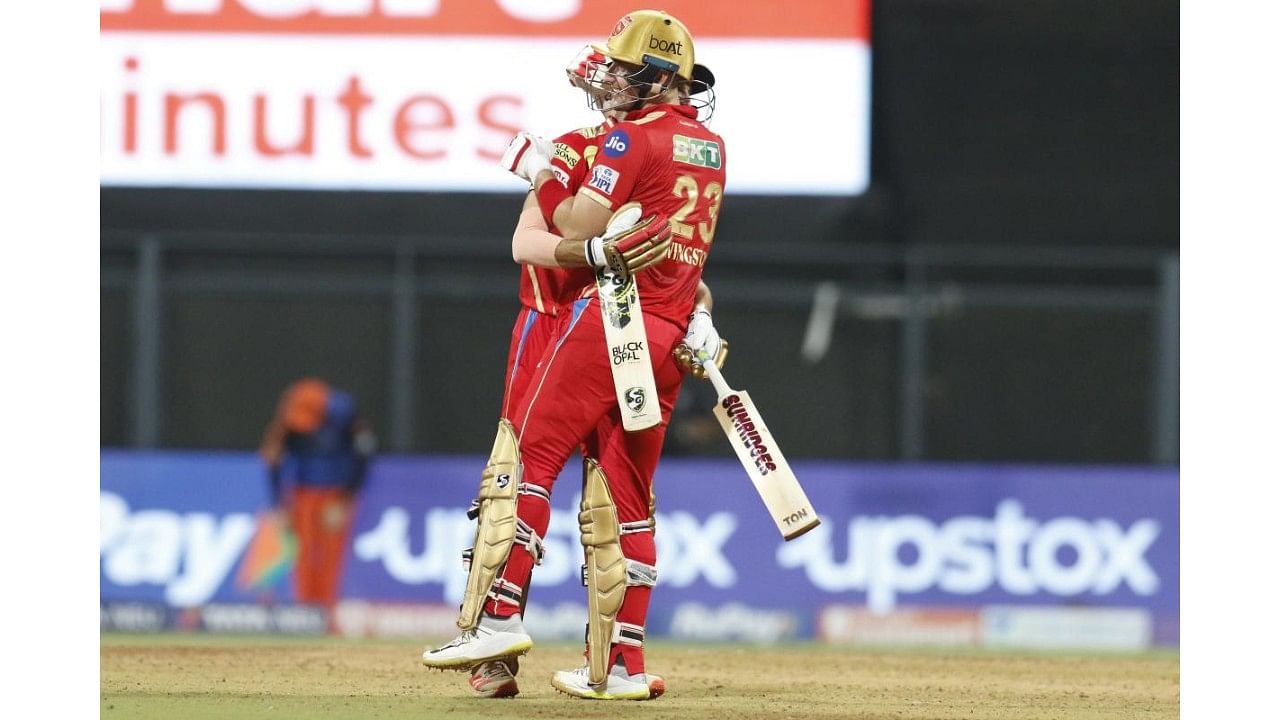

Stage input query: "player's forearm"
[
  {"left": 512, "top": 203, "right": 568, "bottom": 268},
  {"left": 695, "top": 280, "right": 714, "bottom": 313},
  {"left": 532, "top": 170, "right": 573, "bottom": 233},
  {"left": 533, "top": 170, "right": 598, "bottom": 242},
  {"left": 512, "top": 203, "right": 592, "bottom": 269}
]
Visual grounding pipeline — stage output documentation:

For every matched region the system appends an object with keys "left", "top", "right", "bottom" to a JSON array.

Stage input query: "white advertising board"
[{"left": 100, "top": 1, "right": 870, "bottom": 195}]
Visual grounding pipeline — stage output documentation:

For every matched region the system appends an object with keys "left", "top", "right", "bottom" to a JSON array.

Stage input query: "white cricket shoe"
[
  {"left": 551, "top": 663, "right": 663, "bottom": 701},
  {"left": 469, "top": 657, "right": 520, "bottom": 698},
  {"left": 421, "top": 617, "right": 533, "bottom": 671}
]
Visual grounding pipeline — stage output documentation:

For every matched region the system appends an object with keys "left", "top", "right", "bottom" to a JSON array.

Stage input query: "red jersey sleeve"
[
  {"left": 578, "top": 123, "right": 650, "bottom": 212},
  {"left": 550, "top": 129, "right": 593, "bottom": 191}
]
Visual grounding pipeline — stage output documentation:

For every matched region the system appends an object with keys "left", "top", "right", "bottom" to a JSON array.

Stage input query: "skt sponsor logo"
[
  {"left": 672, "top": 135, "right": 721, "bottom": 168},
  {"left": 100, "top": 492, "right": 256, "bottom": 607},
  {"left": 665, "top": 240, "right": 707, "bottom": 267},
  {"left": 649, "top": 36, "right": 684, "bottom": 55},
  {"left": 721, "top": 394, "right": 777, "bottom": 474},
  {"left": 603, "top": 129, "right": 629, "bottom": 157},
  {"left": 612, "top": 341, "right": 646, "bottom": 365},
  {"left": 777, "top": 499, "right": 1162, "bottom": 613},
  {"left": 354, "top": 502, "right": 739, "bottom": 600},
  {"left": 553, "top": 142, "right": 580, "bottom": 169},
  {"left": 589, "top": 165, "right": 619, "bottom": 195}
]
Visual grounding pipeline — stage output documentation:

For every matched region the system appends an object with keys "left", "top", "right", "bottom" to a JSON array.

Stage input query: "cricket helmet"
[{"left": 591, "top": 10, "right": 696, "bottom": 82}]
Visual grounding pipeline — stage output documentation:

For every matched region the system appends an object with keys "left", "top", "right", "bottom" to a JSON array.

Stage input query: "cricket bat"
[
  {"left": 598, "top": 205, "right": 661, "bottom": 432},
  {"left": 700, "top": 357, "right": 820, "bottom": 540}
]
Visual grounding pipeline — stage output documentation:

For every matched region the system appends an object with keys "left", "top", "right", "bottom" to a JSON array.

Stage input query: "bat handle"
[{"left": 697, "top": 351, "right": 734, "bottom": 398}]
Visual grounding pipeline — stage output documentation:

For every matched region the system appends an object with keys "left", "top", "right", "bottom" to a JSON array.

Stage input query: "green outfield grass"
[{"left": 101, "top": 632, "right": 1179, "bottom": 720}]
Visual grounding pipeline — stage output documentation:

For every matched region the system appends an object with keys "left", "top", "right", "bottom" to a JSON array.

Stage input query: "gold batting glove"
[{"left": 673, "top": 339, "right": 729, "bottom": 380}]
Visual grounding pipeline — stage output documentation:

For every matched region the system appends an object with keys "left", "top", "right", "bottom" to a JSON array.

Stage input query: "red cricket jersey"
[
  {"left": 576, "top": 103, "right": 727, "bottom": 326},
  {"left": 515, "top": 123, "right": 610, "bottom": 315}
]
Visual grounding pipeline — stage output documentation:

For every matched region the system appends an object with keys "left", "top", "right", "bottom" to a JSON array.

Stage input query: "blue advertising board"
[{"left": 101, "top": 452, "right": 1178, "bottom": 643}]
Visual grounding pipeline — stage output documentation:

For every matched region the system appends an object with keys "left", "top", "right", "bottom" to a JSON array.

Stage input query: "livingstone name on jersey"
[
  {"left": 672, "top": 135, "right": 721, "bottom": 169},
  {"left": 778, "top": 499, "right": 1161, "bottom": 613},
  {"left": 666, "top": 239, "right": 707, "bottom": 267}
]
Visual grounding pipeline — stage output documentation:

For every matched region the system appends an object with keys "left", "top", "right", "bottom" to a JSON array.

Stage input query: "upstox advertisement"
[
  {"left": 100, "top": 1, "right": 871, "bottom": 195},
  {"left": 100, "top": 452, "right": 1178, "bottom": 647}
]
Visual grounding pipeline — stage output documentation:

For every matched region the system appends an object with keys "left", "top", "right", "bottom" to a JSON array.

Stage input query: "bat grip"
[{"left": 697, "top": 352, "right": 734, "bottom": 398}]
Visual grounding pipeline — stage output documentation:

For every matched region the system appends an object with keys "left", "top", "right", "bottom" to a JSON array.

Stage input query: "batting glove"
[
  {"left": 500, "top": 131, "right": 553, "bottom": 185},
  {"left": 673, "top": 308, "right": 728, "bottom": 379},
  {"left": 685, "top": 308, "right": 721, "bottom": 360},
  {"left": 586, "top": 209, "right": 673, "bottom": 278}
]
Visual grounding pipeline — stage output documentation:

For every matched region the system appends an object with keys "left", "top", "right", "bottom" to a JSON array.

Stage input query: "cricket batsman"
[{"left": 422, "top": 10, "right": 728, "bottom": 701}]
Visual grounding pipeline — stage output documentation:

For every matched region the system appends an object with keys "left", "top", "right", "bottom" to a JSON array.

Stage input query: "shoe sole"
[
  {"left": 421, "top": 638, "right": 534, "bottom": 671},
  {"left": 474, "top": 681, "right": 519, "bottom": 699},
  {"left": 550, "top": 676, "right": 652, "bottom": 701}
]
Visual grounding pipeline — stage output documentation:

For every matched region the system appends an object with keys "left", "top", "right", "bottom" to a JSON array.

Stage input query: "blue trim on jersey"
[
  {"left": 510, "top": 308, "right": 540, "bottom": 381},
  {"left": 554, "top": 298, "right": 591, "bottom": 351}
]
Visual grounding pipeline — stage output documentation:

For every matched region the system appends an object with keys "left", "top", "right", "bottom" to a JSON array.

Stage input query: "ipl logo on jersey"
[{"left": 589, "top": 165, "right": 620, "bottom": 195}]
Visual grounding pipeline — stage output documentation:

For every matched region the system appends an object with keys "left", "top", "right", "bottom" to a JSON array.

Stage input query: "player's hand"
[
  {"left": 500, "top": 131, "right": 553, "bottom": 185},
  {"left": 673, "top": 309, "right": 728, "bottom": 379},
  {"left": 586, "top": 211, "right": 673, "bottom": 278},
  {"left": 685, "top": 307, "right": 720, "bottom": 357},
  {"left": 566, "top": 44, "right": 609, "bottom": 89}
]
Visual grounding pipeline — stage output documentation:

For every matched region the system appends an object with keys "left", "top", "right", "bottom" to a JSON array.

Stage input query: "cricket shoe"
[
  {"left": 551, "top": 663, "right": 664, "bottom": 701},
  {"left": 421, "top": 616, "right": 533, "bottom": 671},
  {"left": 469, "top": 657, "right": 520, "bottom": 698}
]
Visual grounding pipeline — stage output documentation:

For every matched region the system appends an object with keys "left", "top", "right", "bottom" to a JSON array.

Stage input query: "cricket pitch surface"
[{"left": 102, "top": 633, "right": 1178, "bottom": 719}]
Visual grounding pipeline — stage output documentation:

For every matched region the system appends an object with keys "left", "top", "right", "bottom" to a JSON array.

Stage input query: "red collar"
[{"left": 623, "top": 103, "right": 698, "bottom": 121}]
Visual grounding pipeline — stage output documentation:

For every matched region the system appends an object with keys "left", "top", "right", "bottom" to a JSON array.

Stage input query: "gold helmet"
[{"left": 591, "top": 10, "right": 696, "bottom": 82}]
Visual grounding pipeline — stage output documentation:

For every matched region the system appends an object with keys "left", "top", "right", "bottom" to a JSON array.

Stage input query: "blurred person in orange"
[{"left": 259, "top": 378, "right": 376, "bottom": 608}]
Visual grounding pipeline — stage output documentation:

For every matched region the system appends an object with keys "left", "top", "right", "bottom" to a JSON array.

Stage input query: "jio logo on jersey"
[{"left": 603, "top": 129, "right": 630, "bottom": 157}]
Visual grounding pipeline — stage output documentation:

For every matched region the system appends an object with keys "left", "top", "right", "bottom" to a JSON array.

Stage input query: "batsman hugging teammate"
[{"left": 421, "top": 10, "right": 728, "bottom": 701}]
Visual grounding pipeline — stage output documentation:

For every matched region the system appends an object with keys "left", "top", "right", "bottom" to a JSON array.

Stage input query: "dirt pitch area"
[{"left": 102, "top": 633, "right": 1178, "bottom": 719}]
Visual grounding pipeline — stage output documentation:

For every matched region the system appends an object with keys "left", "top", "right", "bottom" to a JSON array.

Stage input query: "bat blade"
[
  {"left": 712, "top": 389, "right": 820, "bottom": 540},
  {"left": 598, "top": 270, "right": 661, "bottom": 431}
]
